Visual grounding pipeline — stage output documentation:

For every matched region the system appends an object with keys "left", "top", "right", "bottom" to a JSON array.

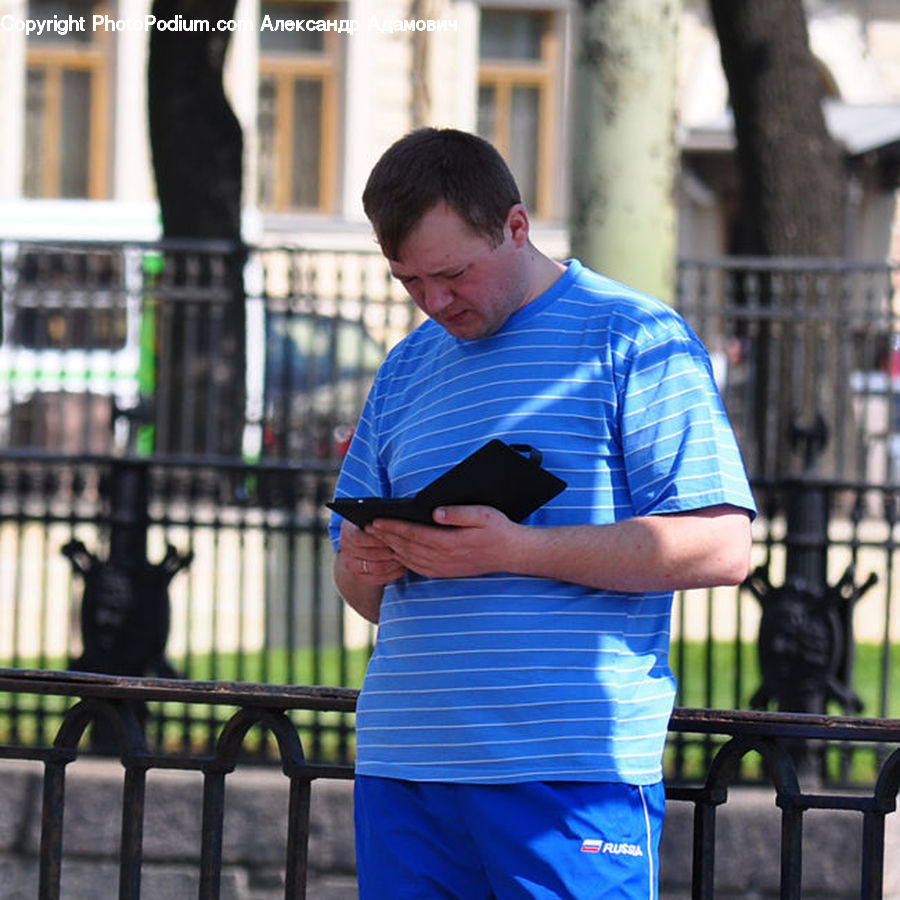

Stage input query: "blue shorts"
[{"left": 354, "top": 776, "right": 664, "bottom": 900}]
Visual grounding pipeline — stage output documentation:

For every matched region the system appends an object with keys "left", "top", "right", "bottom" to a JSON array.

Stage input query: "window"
[
  {"left": 11, "top": 250, "right": 126, "bottom": 350},
  {"left": 23, "top": 1, "right": 110, "bottom": 199},
  {"left": 257, "top": 2, "right": 340, "bottom": 213},
  {"left": 477, "top": 9, "right": 558, "bottom": 218}
]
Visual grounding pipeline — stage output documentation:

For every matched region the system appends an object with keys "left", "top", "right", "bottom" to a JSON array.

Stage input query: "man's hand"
[
  {"left": 339, "top": 518, "right": 408, "bottom": 585},
  {"left": 334, "top": 519, "right": 408, "bottom": 623},
  {"left": 368, "top": 505, "right": 520, "bottom": 579}
]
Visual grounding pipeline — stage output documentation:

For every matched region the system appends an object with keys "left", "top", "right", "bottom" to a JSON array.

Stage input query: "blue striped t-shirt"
[{"left": 330, "top": 259, "right": 755, "bottom": 784}]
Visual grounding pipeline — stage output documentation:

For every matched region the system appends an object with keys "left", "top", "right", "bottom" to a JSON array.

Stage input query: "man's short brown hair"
[{"left": 362, "top": 128, "right": 522, "bottom": 260}]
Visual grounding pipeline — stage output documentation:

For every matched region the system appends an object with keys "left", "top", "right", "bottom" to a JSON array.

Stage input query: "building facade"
[{"left": 0, "top": 0, "right": 897, "bottom": 258}]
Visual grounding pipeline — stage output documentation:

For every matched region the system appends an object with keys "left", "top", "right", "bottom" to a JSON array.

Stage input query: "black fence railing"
[
  {"left": 665, "top": 704, "right": 900, "bottom": 900},
  {"left": 677, "top": 256, "right": 900, "bottom": 484},
  {"left": 0, "top": 452, "right": 359, "bottom": 758},
  {"left": 674, "top": 257, "right": 900, "bottom": 760},
  {"left": 1, "top": 240, "right": 899, "bottom": 776},
  {"left": 0, "top": 669, "right": 357, "bottom": 900},
  {"left": 0, "top": 669, "right": 897, "bottom": 900}
]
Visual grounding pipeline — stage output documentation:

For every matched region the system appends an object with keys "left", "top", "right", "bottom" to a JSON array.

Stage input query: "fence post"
[
  {"left": 63, "top": 459, "right": 192, "bottom": 750},
  {"left": 746, "top": 416, "right": 876, "bottom": 775}
]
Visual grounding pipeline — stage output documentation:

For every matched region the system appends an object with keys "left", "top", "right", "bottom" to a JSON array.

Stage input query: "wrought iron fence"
[
  {"left": 677, "top": 256, "right": 900, "bottom": 484},
  {"left": 0, "top": 238, "right": 423, "bottom": 757},
  {"left": 674, "top": 257, "right": 900, "bottom": 757},
  {"left": 0, "top": 669, "right": 897, "bottom": 900},
  {"left": 1, "top": 238, "right": 899, "bottom": 776},
  {"left": 0, "top": 669, "right": 357, "bottom": 900}
]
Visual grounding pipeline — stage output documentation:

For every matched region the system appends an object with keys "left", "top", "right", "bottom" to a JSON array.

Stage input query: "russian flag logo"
[{"left": 580, "top": 839, "right": 603, "bottom": 853}]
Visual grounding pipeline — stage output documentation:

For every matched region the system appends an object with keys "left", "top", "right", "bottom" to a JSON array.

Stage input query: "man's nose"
[{"left": 422, "top": 281, "right": 454, "bottom": 317}]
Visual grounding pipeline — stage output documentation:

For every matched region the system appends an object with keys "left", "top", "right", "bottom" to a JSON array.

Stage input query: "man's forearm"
[{"left": 506, "top": 506, "right": 752, "bottom": 593}]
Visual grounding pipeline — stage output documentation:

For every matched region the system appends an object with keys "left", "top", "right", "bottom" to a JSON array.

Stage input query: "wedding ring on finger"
[{"left": 361, "top": 558, "right": 369, "bottom": 575}]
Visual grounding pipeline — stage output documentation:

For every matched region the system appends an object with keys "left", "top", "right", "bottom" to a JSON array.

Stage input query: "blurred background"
[{"left": 0, "top": 0, "right": 898, "bottom": 775}]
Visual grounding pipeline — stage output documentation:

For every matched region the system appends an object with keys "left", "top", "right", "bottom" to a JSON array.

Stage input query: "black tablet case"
[{"left": 327, "top": 439, "right": 566, "bottom": 528}]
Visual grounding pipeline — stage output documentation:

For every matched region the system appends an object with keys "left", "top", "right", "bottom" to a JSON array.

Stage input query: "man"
[{"left": 329, "top": 128, "right": 755, "bottom": 899}]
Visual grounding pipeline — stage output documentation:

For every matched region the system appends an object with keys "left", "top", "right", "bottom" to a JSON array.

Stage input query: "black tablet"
[{"left": 327, "top": 439, "right": 566, "bottom": 529}]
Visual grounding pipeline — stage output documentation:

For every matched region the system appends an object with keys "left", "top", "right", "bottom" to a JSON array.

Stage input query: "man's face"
[{"left": 387, "top": 201, "right": 531, "bottom": 340}]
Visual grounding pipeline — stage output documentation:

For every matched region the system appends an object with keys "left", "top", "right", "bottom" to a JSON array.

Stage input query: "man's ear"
[{"left": 506, "top": 203, "right": 530, "bottom": 248}]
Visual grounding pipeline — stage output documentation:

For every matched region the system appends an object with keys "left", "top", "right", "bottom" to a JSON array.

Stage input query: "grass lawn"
[{"left": 670, "top": 640, "right": 900, "bottom": 718}]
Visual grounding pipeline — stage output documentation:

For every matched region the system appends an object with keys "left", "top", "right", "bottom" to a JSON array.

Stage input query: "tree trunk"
[
  {"left": 569, "top": 0, "right": 681, "bottom": 304},
  {"left": 709, "top": 0, "right": 847, "bottom": 479},
  {"left": 709, "top": 0, "right": 843, "bottom": 258},
  {"left": 147, "top": 0, "right": 246, "bottom": 458}
]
